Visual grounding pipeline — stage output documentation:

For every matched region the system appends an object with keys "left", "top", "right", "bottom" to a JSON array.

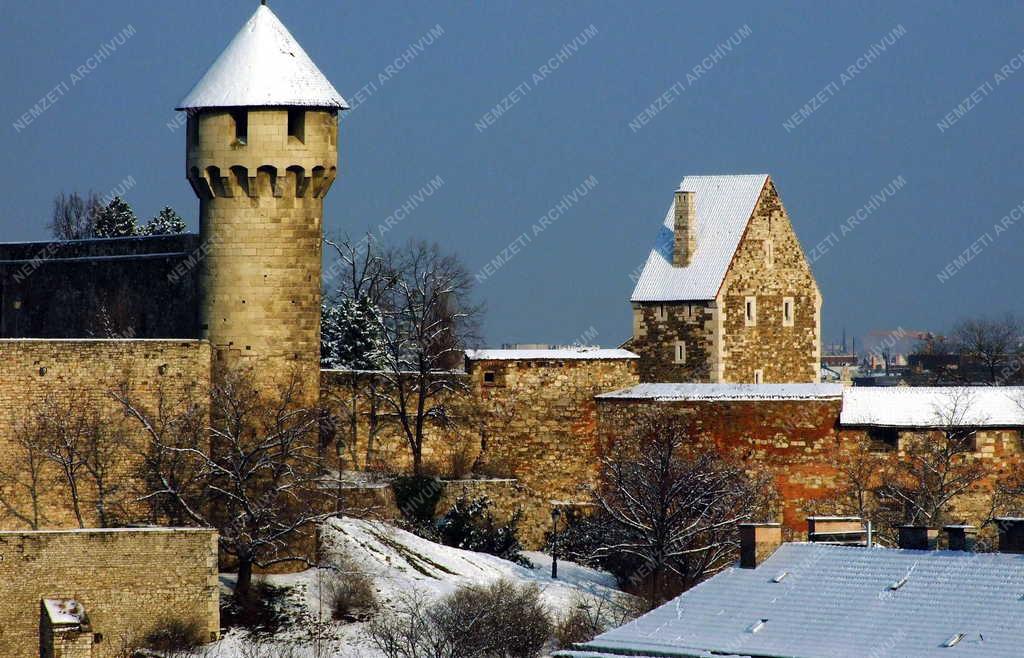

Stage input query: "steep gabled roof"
[
  {"left": 563, "top": 543, "right": 1024, "bottom": 658},
  {"left": 631, "top": 174, "right": 768, "bottom": 302},
  {"left": 177, "top": 5, "right": 347, "bottom": 111}
]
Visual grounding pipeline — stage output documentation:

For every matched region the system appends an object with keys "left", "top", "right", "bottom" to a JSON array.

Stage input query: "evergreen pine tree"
[
  {"left": 321, "top": 297, "right": 385, "bottom": 370},
  {"left": 143, "top": 207, "right": 187, "bottom": 235},
  {"left": 93, "top": 197, "right": 139, "bottom": 238}
]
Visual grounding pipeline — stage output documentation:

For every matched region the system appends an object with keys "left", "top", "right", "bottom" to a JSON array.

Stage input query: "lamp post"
[{"left": 550, "top": 507, "right": 561, "bottom": 580}]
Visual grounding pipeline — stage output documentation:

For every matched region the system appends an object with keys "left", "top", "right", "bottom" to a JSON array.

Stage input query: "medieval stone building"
[{"left": 629, "top": 175, "right": 821, "bottom": 384}]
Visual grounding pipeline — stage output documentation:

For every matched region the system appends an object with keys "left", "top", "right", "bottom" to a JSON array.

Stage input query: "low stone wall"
[{"left": 0, "top": 527, "right": 219, "bottom": 658}]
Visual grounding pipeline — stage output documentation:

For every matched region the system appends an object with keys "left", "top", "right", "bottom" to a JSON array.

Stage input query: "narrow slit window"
[
  {"left": 783, "top": 297, "right": 794, "bottom": 327},
  {"left": 673, "top": 341, "right": 686, "bottom": 364},
  {"left": 766, "top": 239, "right": 774, "bottom": 266},
  {"left": 754, "top": 368, "right": 764, "bottom": 384},
  {"left": 231, "top": 110, "right": 248, "bottom": 145},
  {"left": 655, "top": 304, "right": 668, "bottom": 321},
  {"left": 745, "top": 296, "right": 757, "bottom": 327},
  {"left": 288, "top": 109, "right": 306, "bottom": 143}
]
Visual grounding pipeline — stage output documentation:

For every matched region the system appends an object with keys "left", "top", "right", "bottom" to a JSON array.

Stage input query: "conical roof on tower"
[{"left": 177, "top": 3, "right": 347, "bottom": 111}]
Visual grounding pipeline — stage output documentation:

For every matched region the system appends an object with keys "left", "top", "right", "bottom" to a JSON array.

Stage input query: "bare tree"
[
  {"left": 588, "top": 413, "right": 776, "bottom": 605},
  {"left": 878, "top": 388, "right": 989, "bottom": 527},
  {"left": 50, "top": 191, "right": 101, "bottom": 240},
  {"left": 375, "top": 241, "right": 483, "bottom": 475},
  {"left": 952, "top": 314, "right": 1023, "bottom": 383},
  {"left": 0, "top": 431, "right": 50, "bottom": 529},
  {"left": 116, "top": 369, "right": 333, "bottom": 601}
]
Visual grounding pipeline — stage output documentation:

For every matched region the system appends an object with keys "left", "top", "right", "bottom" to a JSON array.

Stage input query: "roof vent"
[
  {"left": 772, "top": 571, "right": 789, "bottom": 583},
  {"left": 889, "top": 575, "right": 909, "bottom": 591},
  {"left": 942, "top": 633, "right": 965, "bottom": 648},
  {"left": 747, "top": 619, "right": 768, "bottom": 634}
]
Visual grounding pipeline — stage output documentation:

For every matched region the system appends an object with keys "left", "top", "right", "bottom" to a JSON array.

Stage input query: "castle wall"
[
  {"left": 0, "top": 235, "right": 200, "bottom": 339},
  {"left": 718, "top": 180, "right": 820, "bottom": 383},
  {"left": 0, "top": 527, "right": 219, "bottom": 658},
  {"left": 0, "top": 339, "right": 211, "bottom": 529}
]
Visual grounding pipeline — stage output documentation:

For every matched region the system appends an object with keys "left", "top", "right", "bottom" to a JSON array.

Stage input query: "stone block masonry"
[
  {"left": 0, "top": 339, "right": 211, "bottom": 529},
  {"left": 0, "top": 527, "right": 219, "bottom": 658}
]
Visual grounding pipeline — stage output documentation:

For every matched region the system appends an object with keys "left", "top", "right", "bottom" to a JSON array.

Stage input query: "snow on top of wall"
[
  {"left": 840, "top": 386, "right": 1024, "bottom": 427},
  {"left": 598, "top": 383, "right": 843, "bottom": 401},
  {"left": 631, "top": 174, "right": 768, "bottom": 302},
  {"left": 43, "top": 599, "right": 87, "bottom": 626},
  {"left": 466, "top": 348, "right": 639, "bottom": 361},
  {"left": 177, "top": 5, "right": 347, "bottom": 110}
]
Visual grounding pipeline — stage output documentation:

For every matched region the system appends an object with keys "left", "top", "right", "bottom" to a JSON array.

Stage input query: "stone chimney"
[
  {"left": 673, "top": 190, "right": 696, "bottom": 267},
  {"left": 739, "top": 522, "right": 782, "bottom": 568},
  {"left": 995, "top": 517, "right": 1024, "bottom": 553},
  {"left": 944, "top": 525, "right": 977, "bottom": 552},
  {"left": 806, "top": 516, "right": 866, "bottom": 545},
  {"left": 897, "top": 526, "right": 938, "bottom": 550}
]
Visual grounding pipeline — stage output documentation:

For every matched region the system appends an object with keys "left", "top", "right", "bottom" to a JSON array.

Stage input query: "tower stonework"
[{"left": 177, "top": 4, "right": 347, "bottom": 403}]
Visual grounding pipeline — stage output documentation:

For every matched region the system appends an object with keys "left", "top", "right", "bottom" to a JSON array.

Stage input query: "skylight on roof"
[
  {"left": 943, "top": 633, "right": 966, "bottom": 648},
  {"left": 772, "top": 571, "right": 789, "bottom": 583},
  {"left": 747, "top": 619, "right": 768, "bottom": 634},
  {"left": 889, "top": 575, "right": 909, "bottom": 590}
]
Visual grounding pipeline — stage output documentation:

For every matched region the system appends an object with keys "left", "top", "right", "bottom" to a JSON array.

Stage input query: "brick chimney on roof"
[
  {"left": 739, "top": 522, "right": 781, "bottom": 568},
  {"left": 897, "top": 526, "right": 938, "bottom": 550},
  {"left": 673, "top": 190, "right": 696, "bottom": 267},
  {"left": 944, "top": 525, "right": 977, "bottom": 552}
]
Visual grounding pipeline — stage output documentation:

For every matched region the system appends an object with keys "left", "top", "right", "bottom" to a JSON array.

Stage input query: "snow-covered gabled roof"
[
  {"left": 631, "top": 174, "right": 768, "bottom": 302},
  {"left": 177, "top": 5, "right": 347, "bottom": 111},
  {"left": 466, "top": 348, "right": 639, "bottom": 361},
  {"left": 565, "top": 542, "right": 1024, "bottom": 658},
  {"left": 597, "top": 383, "right": 843, "bottom": 402},
  {"left": 840, "top": 386, "right": 1024, "bottom": 427}
]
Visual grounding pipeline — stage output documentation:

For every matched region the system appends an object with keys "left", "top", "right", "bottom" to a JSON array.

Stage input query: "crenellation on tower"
[{"left": 176, "top": 4, "right": 348, "bottom": 403}]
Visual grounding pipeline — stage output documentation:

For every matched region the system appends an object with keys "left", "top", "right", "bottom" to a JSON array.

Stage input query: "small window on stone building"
[
  {"left": 288, "top": 109, "right": 306, "bottom": 143},
  {"left": 483, "top": 370, "right": 497, "bottom": 385},
  {"left": 655, "top": 304, "right": 668, "bottom": 321},
  {"left": 231, "top": 110, "right": 248, "bottom": 145},
  {"left": 783, "top": 297, "right": 794, "bottom": 327},
  {"left": 673, "top": 341, "right": 686, "bottom": 364},
  {"left": 745, "top": 296, "right": 757, "bottom": 327},
  {"left": 868, "top": 427, "right": 899, "bottom": 451},
  {"left": 766, "top": 239, "right": 774, "bottom": 267},
  {"left": 753, "top": 368, "right": 764, "bottom": 384}
]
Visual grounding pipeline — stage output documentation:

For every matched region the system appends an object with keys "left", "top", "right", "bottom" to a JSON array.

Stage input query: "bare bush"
[
  {"left": 143, "top": 617, "right": 205, "bottom": 653},
  {"left": 323, "top": 565, "right": 378, "bottom": 621},
  {"left": 553, "top": 593, "right": 643, "bottom": 649},
  {"left": 369, "top": 580, "right": 552, "bottom": 658}
]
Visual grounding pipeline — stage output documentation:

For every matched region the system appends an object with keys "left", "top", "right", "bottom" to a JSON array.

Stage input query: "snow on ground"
[{"left": 195, "top": 517, "right": 634, "bottom": 658}]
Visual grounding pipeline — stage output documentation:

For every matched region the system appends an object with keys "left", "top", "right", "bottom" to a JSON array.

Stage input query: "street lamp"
[{"left": 550, "top": 507, "right": 562, "bottom": 579}]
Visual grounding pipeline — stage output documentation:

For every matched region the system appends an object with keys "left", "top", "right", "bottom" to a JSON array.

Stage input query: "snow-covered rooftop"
[
  {"left": 177, "top": 5, "right": 347, "bottom": 111},
  {"left": 564, "top": 542, "right": 1024, "bottom": 658},
  {"left": 42, "top": 599, "right": 87, "bottom": 627},
  {"left": 598, "top": 383, "right": 843, "bottom": 402},
  {"left": 466, "top": 348, "right": 639, "bottom": 361},
  {"left": 840, "top": 386, "right": 1024, "bottom": 427},
  {"left": 631, "top": 175, "right": 768, "bottom": 302}
]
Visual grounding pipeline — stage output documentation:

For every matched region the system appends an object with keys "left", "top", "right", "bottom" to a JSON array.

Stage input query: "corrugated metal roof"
[
  {"left": 840, "top": 386, "right": 1024, "bottom": 427},
  {"left": 597, "top": 383, "right": 843, "bottom": 401},
  {"left": 631, "top": 175, "right": 768, "bottom": 302},
  {"left": 565, "top": 543, "right": 1024, "bottom": 658},
  {"left": 177, "top": 5, "right": 347, "bottom": 111},
  {"left": 466, "top": 348, "right": 638, "bottom": 361}
]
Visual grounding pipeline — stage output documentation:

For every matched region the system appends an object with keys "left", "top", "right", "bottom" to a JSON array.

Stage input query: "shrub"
[
  {"left": 392, "top": 475, "right": 443, "bottom": 523},
  {"left": 220, "top": 579, "right": 292, "bottom": 636},
  {"left": 368, "top": 580, "right": 553, "bottom": 658},
  {"left": 324, "top": 567, "right": 378, "bottom": 621},
  {"left": 143, "top": 618, "right": 204, "bottom": 652},
  {"left": 552, "top": 594, "right": 643, "bottom": 649},
  {"left": 436, "top": 495, "right": 528, "bottom": 566}
]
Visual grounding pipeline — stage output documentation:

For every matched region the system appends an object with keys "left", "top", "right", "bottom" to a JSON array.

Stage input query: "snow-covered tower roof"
[{"left": 176, "top": 2, "right": 348, "bottom": 111}]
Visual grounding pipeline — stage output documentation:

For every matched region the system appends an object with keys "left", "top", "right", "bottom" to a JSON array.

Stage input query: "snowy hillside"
[{"left": 201, "top": 517, "right": 635, "bottom": 657}]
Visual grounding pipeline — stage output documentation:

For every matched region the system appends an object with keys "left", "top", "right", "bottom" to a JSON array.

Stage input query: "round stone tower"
[{"left": 177, "top": 3, "right": 347, "bottom": 404}]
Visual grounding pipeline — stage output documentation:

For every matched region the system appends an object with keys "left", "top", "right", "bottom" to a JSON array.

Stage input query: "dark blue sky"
[{"left": 2, "top": 1, "right": 1023, "bottom": 350}]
